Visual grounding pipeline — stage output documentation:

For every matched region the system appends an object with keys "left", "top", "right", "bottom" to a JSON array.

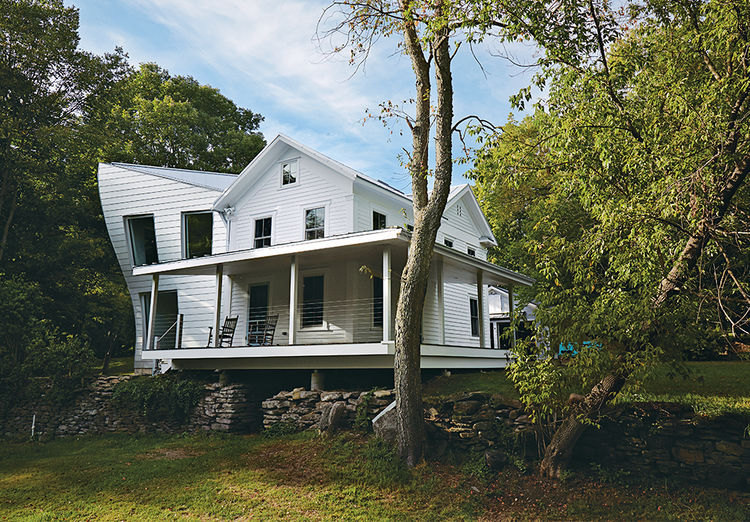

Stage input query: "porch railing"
[{"left": 153, "top": 314, "right": 183, "bottom": 350}]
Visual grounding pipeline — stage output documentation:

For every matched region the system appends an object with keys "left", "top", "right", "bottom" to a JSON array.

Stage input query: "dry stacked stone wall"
[
  {"left": 262, "top": 388, "right": 750, "bottom": 491},
  {"left": 1, "top": 376, "right": 259, "bottom": 439}
]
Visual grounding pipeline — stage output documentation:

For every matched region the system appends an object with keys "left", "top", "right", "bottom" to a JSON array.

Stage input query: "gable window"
[
  {"left": 183, "top": 211, "right": 213, "bottom": 259},
  {"left": 444, "top": 238, "right": 454, "bottom": 248},
  {"left": 127, "top": 215, "right": 158, "bottom": 266},
  {"left": 305, "top": 207, "right": 325, "bottom": 240},
  {"left": 254, "top": 217, "right": 272, "bottom": 248},
  {"left": 467, "top": 247, "right": 476, "bottom": 257},
  {"left": 281, "top": 160, "right": 298, "bottom": 186},
  {"left": 469, "top": 297, "right": 479, "bottom": 337},
  {"left": 302, "top": 275, "right": 324, "bottom": 327},
  {"left": 456, "top": 204, "right": 463, "bottom": 217},
  {"left": 372, "top": 276, "right": 383, "bottom": 327},
  {"left": 373, "top": 211, "right": 386, "bottom": 230}
]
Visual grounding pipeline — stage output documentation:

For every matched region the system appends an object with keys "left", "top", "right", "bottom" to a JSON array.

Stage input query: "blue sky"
[{"left": 68, "top": 0, "right": 538, "bottom": 191}]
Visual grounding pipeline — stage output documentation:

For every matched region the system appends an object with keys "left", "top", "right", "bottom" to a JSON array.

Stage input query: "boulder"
[{"left": 372, "top": 401, "right": 397, "bottom": 444}]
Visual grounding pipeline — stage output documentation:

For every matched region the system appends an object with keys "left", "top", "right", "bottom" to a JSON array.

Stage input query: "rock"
[
  {"left": 373, "top": 389, "right": 393, "bottom": 399},
  {"left": 327, "top": 402, "right": 348, "bottom": 435},
  {"left": 372, "top": 401, "right": 397, "bottom": 444},
  {"left": 715, "top": 441, "right": 743, "bottom": 457},
  {"left": 485, "top": 449, "right": 508, "bottom": 470},
  {"left": 321, "top": 392, "right": 343, "bottom": 402},
  {"left": 318, "top": 403, "right": 333, "bottom": 432},
  {"left": 453, "top": 401, "right": 481, "bottom": 416}
]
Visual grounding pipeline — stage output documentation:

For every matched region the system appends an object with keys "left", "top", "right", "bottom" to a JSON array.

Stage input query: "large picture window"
[
  {"left": 305, "top": 207, "right": 325, "bottom": 240},
  {"left": 183, "top": 212, "right": 213, "bottom": 259},
  {"left": 469, "top": 297, "right": 479, "bottom": 337},
  {"left": 127, "top": 215, "right": 158, "bottom": 266},
  {"left": 302, "top": 275, "right": 324, "bottom": 327},
  {"left": 254, "top": 217, "right": 272, "bottom": 248}
]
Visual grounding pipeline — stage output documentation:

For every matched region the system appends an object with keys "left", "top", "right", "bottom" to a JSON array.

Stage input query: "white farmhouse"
[{"left": 98, "top": 134, "right": 532, "bottom": 375}]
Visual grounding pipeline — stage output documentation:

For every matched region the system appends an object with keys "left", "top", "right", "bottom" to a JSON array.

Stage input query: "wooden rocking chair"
[{"left": 216, "top": 316, "right": 239, "bottom": 347}]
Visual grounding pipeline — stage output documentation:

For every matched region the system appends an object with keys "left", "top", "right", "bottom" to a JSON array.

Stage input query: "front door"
[{"left": 247, "top": 283, "right": 269, "bottom": 345}]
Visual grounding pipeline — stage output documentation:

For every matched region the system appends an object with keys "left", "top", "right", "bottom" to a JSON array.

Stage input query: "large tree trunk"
[
  {"left": 539, "top": 372, "right": 627, "bottom": 478},
  {"left": 394, "top": 2, "right": 454, "bottom": 466}
]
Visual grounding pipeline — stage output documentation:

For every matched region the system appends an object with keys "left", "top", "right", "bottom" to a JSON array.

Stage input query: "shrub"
[{"left": 111, "top": 374, "right": 204, "bottom": 423}]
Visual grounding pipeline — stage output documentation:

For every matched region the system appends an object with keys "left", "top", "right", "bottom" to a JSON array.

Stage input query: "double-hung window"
[
  {"left": 305, "top": 207, "right": 325, "bottom": 240},
  {"left": 469, "top": 298, "right": 479, "bottom": 337},
  {"left": 254, "top": 217, "right": 272, "bottom": 248},
  {"left": 281, "top": 160, "right": 298, "bottom": 186},
  {"left": 127, "top": 215, "right": 159, "bottom": 266},
  {"left": 183, "top": 211, "right": 213, "bottom": 259}
]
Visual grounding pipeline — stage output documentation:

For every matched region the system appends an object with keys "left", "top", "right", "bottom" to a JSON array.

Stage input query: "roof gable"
[{"left": 446, "top": 184, "right": 496, "bottom": 246}]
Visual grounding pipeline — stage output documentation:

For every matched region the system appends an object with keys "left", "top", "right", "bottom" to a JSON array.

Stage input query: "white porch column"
[
  {"left": 477, "top": 270, "right": 486, "bottom": 349},
  {"left": 382, "top": 246, "right": 392, "bottom": 343},
  {"left": 145, "top": 275, "right": 159, "bottom": 351},
  {"left": 213, "top": 263, "right": 223, "bottom": 346},
  {"left": 289, "top": 255, "right": 298, "bottom": 345},
  {"left": 507, "top": 284, "right": 515, "bottom": 348}
]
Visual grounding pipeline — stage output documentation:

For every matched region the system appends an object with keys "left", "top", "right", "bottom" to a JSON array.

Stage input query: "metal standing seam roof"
[{"left": 110, "top": 162, "right": 238, "bottom": 192}]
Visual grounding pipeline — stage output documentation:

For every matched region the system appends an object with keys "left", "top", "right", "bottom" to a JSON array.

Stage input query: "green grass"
[
  {"left": 423, "top": 370, "right": 518, "bottom": 400},
  {"left": 423, "top": 362, "right": 750, "bottom": 416},
  {"left": 0, "top": 433, "right": 746, "bottom": 520},
  {"left": 100, "top": 355, "right": 135, "bottom": 375}
]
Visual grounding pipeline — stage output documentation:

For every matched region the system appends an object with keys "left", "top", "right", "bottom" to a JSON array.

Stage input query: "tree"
[
  {"left": 103, "top": 63, "right": 265, "bottom": 173},
  {"left": 321, "top": 0, "right": 494, "bottom": 465},
  {"left": 471, "top": 0, "right": 749, "bottom": 477}
]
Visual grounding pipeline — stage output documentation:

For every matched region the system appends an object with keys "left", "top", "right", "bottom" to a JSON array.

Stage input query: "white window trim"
[
  {"left": 302, "top": 202, "right": 330, "bottom": 241},
  {"left": 299, "top": 268, "right": 330, "bottom": 331},
  {"left": 469, "top": 295, "right": 480, "bottom": 338},
  {"left": 370, "top": 204, "right": 389, "bottom": 231},
  {"left": 279, "top": 157, "right": 300, "bottom": 189},
  {"left": 443, "top": 235, "right": 456, "bottom": 249},
  {"left": 124, "top": 213, "right": 158, "bottom": 267},
  {"left": 181, "top": 210, "right": 213, "bottom": 259},
  {"left": 250, "top": 211, "right": 276, "bottom": 249}
]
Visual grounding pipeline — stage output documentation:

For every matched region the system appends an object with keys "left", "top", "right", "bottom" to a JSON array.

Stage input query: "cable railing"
[{"left": 152, "top": 314, "right": 183, "bottom": 350}]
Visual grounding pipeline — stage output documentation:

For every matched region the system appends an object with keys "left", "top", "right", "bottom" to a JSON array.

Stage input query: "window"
[
  {"left": 302, "top": 275, "right": 324, "bottom": 327},
  {"left": 467, "top": 247, "right": 476, "bottom": 257},
  {"left": 372, "top": 276, "right": 383, "bottom": 327},
  {"left": 406, "top": 224, "right": 414, "bottom": 232},
  {"left": 469, "top": 298, "right": 479, "bottom": 337},
  {"left": 305, "top": 207, "right": 325, "bottom": 240},
  {"left": 373, "top": 211, "right": 386, "bottom": 230},
  {"left": 444, "top": 238, "right": 454, "bottom": 248},
  {"left": 254, "top": 217, "right": 272, "bottom": 248},
  {"left": 127, "top": 215, "right": 158, "bottom": 266},
  {"left": 281, "top": 160, "right": 298, "bottom": 186},
  {"left": 183, "top": 212, "right": 213, "bottom": 259}
]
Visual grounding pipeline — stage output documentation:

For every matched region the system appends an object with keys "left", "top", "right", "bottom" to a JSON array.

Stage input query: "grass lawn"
[
  {"left": 1, "top": 433, "right": 747, "bottom": 521},
  {"left": 423, "top": 361, "right": 750, "bottom": 415}
]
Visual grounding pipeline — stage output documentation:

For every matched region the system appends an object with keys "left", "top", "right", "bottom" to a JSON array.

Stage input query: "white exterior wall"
[
  {"left": 442, "top": 262, "right": 490, "bottom": 348},
  {"left": 98, "top": 164, "right": 228, "bottom": 371},
  {"left": 352, "top": 180, "right": 413, "bottom": 232},
  {"left": 438, "top": 196, "right": 488, "bottom": 261},
  {"left": 228, "top": 144, "right": 355, "bottom": 250}
]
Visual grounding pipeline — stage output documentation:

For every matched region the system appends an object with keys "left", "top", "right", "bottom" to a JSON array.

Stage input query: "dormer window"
[{"left": 281, "top": 160, "right": 298, "bottom": 186}]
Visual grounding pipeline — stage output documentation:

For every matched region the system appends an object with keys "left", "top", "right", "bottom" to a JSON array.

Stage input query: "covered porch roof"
[{"left": 131, "top": 228, "right": 534, "bottom": 287}]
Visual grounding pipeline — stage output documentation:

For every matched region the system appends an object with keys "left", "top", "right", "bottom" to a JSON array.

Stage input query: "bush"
[{"left": 111, "top": 374, "right": 204, "bottom": 423}]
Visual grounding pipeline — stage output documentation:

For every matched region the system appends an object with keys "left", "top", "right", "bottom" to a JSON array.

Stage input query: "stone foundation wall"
[
  {"left": 262, "top": 389, "right": 750, "bottom": 490},
  {"left": 1, "top": 376, "right": 258, "bottom": 439}
]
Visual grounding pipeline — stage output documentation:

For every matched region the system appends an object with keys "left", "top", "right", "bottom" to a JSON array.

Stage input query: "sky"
[{"left": 67, "top": 0, "right": 539, "bottom": 192}]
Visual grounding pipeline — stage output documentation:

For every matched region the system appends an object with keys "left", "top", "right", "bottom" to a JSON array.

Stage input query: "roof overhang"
[{"left": 132, "top": 227, "right": 533, "bottom": 287}]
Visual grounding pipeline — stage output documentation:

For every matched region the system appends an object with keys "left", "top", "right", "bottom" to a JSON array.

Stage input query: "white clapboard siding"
[
  {"left": 352, "top": 180, "right": 414, "bottom": 233},
  {"left": 98, "top": 163, "right": 229, "bottom": 371},
  {"left": 438, "top": 190, "right": 488, "bottom": 261},
  {"left": 442, "top": 262, "right": 490, "bottom": 348},
  {"left": 229, "top": 151, "right": 355, "bottom": 250}
]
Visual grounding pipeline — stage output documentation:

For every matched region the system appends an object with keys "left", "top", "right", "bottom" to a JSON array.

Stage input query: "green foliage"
[
  {"left": 357, "top": 437, "right": 412, "bottom": 487},
  {"left": 589, "top": 462, "right": 631, "bottom": 486},
  {"left": 461, "top": 451, "right": 493, "bottom": 482},
  {"left": 111, "top": 375, "right": 204, "bottom": 423},
  {"left": 354, "top": 391, "right": 375, "bottom": 432},
  {"left": 262, "top": 421, "right": 300, "bottom": 438}
]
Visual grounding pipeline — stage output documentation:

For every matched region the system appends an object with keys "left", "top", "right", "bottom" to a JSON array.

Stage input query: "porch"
[{"left": 133, "top": 228, "right": 532, "bottom": 370}]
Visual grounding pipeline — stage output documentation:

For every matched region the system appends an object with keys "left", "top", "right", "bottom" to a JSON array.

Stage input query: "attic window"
[
  {"left": 467, "top": 247, "right": 476, "bottom": 257},
  {"left": 456, "top": 205, "right": 463, "bottom": 217},
  {"left": 281, "top": 160, "right": 298, "bottom": 186},
  {"left": 444, "top": 238, "right": 454, "bottom": 248}
]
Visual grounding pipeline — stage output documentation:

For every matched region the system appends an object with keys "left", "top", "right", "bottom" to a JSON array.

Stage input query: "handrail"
[{"left": 154, "top": 314, "right": 183, "bottom": 350}]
